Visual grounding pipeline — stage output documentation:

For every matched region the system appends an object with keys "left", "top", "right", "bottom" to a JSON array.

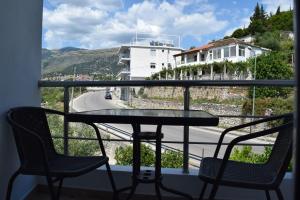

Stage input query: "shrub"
[
  {"left": 115, "top": 144, "right": 184, "bottom": 168},
  {"left": 161, "top": 150, "right": 183, "bottom": 168},
  {"left": 230, "top": 146, "right": 292, "bottom": 171},
  {"left": 230, "top": 146, "right": 272, "bottom": 164},
  {"left": 242, "top": 97, "right": 294, "bottom": 116},
  {"left": 115, "top": 144, "right": 155, "bottom": 166}
]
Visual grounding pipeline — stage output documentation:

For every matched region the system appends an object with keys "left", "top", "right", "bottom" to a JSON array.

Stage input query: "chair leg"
[
  {"left": 6, "top": 170, "right": 20, "bottom": 200},
  {"left": 275, "top": 188, "right": 284, "bottom": 200},
  {"left": 208, "top": 183, "right": 219, "bottom": 200},
  {"left": 155, "top": 182, "right": 162, "bottom": 200},
  {"left": 46, "top": 176, "right": 57, "bottom": 200},
  {"left": 56, "top": 178, "right": 64, "bottom": 199},
  {"left": 265, "top": 190, "right": 271, "bottom": 200},
  {"left": 105, "top": 162, "right": 118, "bottom": 199},
  {"left": 199, "top": 182, "right": 207, "bottom": 200}
]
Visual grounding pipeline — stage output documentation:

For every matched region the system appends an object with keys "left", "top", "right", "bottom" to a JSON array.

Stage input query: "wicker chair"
[
  {"left": 198, "top": 113, "right": 293, "bottom": 200},
  {"left": 6, "top": 107, "right": 117, "bottom": 200}
]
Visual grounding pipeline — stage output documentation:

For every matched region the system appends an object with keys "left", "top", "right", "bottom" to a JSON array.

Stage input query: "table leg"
[
  {"left": 132, "top": 123, "right": 141, "bottom": 178},
  {"left": 155, "top": 125, "right": 193, "bottom": 200},
  {"left": 115, "top": 123, "right": 141, "bottom": 200}
]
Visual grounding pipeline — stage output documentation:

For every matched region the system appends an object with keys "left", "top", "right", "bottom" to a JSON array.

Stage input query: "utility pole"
[
  {"left": 71, "top": 66, "right": 76, "bottom": 109},
  {"left": 250, "top": 52, "right": 257, "bottom": 133}
]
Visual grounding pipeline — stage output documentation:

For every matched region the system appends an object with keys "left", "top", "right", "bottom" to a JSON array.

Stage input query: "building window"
[
  {"left": 194, "top": 55, "right": 197, "bottom": 61},
  {"left": 209, "top": 50, "right": 213, "bottom": 60},
  {"left": 162, "top": 63, "right": 165, "bottom": 67},
  {"left": 150, "top": 49, "right": 156, "bottom": 57},
  {"left": 230, "top": 46, "right": 236, "bottom": 57},
  {"left": 213, "top": 49, "right": 221, "bottom": 59},
  {"left": 201, "top": 54, "right": 205, "bottom": 61},
  {"left": 168, "top": 63, "right": 172, "bottom": 69},
  {"left": 150, "top": 63, "right": 156, "bottom": 69},
  {"left": 162, "top": 49, "right": 164, "bottom": 52},
  {"left": 224, "top": 47, "right": 229, "bottom": 58},
  {"left": 239, "top": 46, "right": 245, "bottom": 56}
]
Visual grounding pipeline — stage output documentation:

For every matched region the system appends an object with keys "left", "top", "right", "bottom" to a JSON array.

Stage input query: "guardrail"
[{"left": 38, "top": 79, "right": 295, "bottom": 173}]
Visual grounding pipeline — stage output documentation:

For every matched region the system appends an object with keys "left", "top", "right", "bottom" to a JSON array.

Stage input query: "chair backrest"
[
  {"left": 7, "top": 107, "right": 57, "bottom": 168},
  {"left": 265, "top": 114, "right": 293, "bottom": 186}
]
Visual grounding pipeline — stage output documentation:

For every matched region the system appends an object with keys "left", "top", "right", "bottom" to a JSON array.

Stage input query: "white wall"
[
  {"left": 130, "top": 47, "right": 181, "bottom": 79},
  {"left": 0, "top": 0, "right": 43, "bottom": 199}
]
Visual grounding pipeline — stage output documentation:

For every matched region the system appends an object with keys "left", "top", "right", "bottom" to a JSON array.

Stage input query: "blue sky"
[{"left": 42, "top": 0, "right": 293, "bottom": 50}]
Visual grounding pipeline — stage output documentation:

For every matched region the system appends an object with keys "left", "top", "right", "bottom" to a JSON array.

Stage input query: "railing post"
[
  {"left": 63, "top": 86, "right": 69, "bottom": 155},
  {"left": 183, "top": 86, "right": 190, "bottom": 173}
]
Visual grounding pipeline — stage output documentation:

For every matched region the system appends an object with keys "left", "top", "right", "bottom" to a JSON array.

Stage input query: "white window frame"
[
  {"left": 239, "top": 46, "right": 245, "bottom": 57},
  {"left": 150, "top": 49, "right": 156, "bottom": 57},
  {"left": 224, "top": 47, "right": 229, "bottom": 58},
  {"left": 208, "top": 50, "right": 213, "bottom": 60},
  {"left": 230, "top": 46, "right": 236, "bottom": 57},
  {"left": 213, "top": 49, "right": 221, "bottom": 59}
]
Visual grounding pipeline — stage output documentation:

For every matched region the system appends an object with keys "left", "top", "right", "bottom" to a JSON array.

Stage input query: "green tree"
[
  {"left": 267, "top": 10, "right": 293, "bottom": 31},
  {"left": 248, "top": 3, "right": 267, "bottom": 34},
  {"left": 231, "top": 28, "right": 247, "bottom": 38},
  {"left": 255, "top": 31, "right": 281, "bottom": 50},
  {"left": 248, "top": 52, "right": 293, "bottom": 98},
  {"left": 276, "top": 6, "right": 281, "bottom": 15}
]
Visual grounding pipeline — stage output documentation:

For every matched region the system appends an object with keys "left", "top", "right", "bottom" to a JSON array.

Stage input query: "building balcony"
[
  {"left": 25, "top": 79, "right": 294, "bottom": 200},
  {"left": 119, "top": 54, "right": 131, "bottom": 65}
]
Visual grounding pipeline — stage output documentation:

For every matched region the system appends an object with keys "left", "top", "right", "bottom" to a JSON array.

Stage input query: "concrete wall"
[{"left": 0, "top": 0, "right": 43, "bottom": 199}]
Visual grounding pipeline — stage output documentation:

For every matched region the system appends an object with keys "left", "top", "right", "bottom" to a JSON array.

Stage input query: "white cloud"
[
  {"left": 48, "top": 0, "right": 123, "bottom": 10},
  {"left": 43, "top": 0, "right": 228, "bottom": 49},
  {"left": 262, "top": 0, "right": 293, "bottom": 13}
]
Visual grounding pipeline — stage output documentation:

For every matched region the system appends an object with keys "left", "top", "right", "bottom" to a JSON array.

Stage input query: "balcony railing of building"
[{"left": 38, "top": 79, "right": 295, "bottom": 173}]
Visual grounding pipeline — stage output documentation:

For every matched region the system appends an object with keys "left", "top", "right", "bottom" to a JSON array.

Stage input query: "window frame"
[
  {"left": 150, "top": 63, "right": 156, "bottom": 69},
  {"left": 239, "top": 45, "right": 246, "bottom": 57}
]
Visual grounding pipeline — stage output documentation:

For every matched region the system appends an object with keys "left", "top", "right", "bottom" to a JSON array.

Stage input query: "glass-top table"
[
  {"left": 67, "top": 109, "right": 219, "bottom": 126},
  {"left": 67, "top": 109, "right": 219, "bottom": 200}
]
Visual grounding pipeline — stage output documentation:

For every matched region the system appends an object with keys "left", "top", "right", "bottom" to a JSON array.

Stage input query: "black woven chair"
[
  {"left": 6, "top": 107, "right": 117, "bottom": 200},
  {"left": 198, "top": 113, "right": 293, "bottom": 200}
]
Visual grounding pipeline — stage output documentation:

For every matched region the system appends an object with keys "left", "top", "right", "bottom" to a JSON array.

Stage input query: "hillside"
[
  {"left": 229, "top": 4, "right": 293, "bottom": 41},
  {"left": 42, "top": 47, "right": 122, "bottom": 76}
]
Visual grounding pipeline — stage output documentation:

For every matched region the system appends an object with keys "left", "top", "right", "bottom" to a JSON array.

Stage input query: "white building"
[
  {"left": 117, "top": 39, "right": 182, "bottom": 100},
  {"left": 174, "top": 38, "right": 269, "bottom": 68},
  {"left": 118, "top": 40, "right": 183, "bottom": 81},
  {"left": 239, "top": 35, "right": 255, "bottom": 44}
]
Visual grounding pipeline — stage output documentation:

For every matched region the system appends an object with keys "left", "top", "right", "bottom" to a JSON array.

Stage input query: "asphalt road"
[{"left": 72, "top": 90, "right": 265, "bottom": 166}]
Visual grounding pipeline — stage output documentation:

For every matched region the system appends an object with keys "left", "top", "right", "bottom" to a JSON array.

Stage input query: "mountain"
[{"left": 42, "top": 47, "right": 122, "bottom": 76}]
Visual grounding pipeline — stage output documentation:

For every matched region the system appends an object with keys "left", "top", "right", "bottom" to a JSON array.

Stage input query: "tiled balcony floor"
[{"left": 25, "top": 186, "right": 191, "bottom": 200}]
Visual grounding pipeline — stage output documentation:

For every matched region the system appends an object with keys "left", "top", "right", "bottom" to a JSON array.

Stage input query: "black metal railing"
[{"left": 38, "top": 79, "right": 295, "bottom": 173}]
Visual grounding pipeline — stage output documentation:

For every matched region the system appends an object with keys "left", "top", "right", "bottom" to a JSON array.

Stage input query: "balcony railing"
[{"left": 38, "top": 79, "right": 295, "bottom": 173}]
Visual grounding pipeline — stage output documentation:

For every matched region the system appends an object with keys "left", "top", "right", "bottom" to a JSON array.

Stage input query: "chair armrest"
[
  {"left": 43, "top": 108, "right": 65, "bottom": 116},
  {"left": 213, "top": 113, "right": 293, "bottom": 158},
  {"left": 81, "top": 122, "right": 108, "bottom": 157},
  {"left": 213, "top": 122, "right": 292, "bottom": 183}
]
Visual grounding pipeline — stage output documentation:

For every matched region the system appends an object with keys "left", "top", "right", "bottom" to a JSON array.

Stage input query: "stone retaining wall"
[{"left": 142, "top": 86, "right": 247, "bottom": 101}]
